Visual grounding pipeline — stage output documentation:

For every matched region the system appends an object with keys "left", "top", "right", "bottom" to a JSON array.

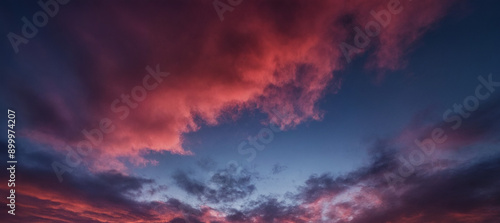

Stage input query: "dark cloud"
[
  {"left": 350, "top": 154, "right": 500, "bottom": 223},
  {"left": 225, "top": 209, "right": 248, "bottom": 222},
  {"left": 296, "top": 173, "right": 349, "bottom": 204},
  {"left": 271, "top": 163, "right": 288, "bottom": 175},
  {"left": 173, "top": 166, "right": 256, "bottom": 204},
  {"left": 220, "top": 150, "right": 500, "bottom": 223},
  {"left": 172, "top": 171, "right": 207, "bottom": 198},
  {"left": 0, "top": 148, "right": 165, "bottom": 222},
  {"left": 444, "top": 95, "right": 500, "bottom": 145},
  {"left": 168, "top": 218, "right": 203, "bottom": 223},
  {"left": 245, "top": 196, "right": 308, "bottom": 223},
  {"left": 220, "top": 196, "right": 309, "bottom": 223}
]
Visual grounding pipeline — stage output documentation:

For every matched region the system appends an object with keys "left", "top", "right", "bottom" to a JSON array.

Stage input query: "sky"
[{"left": 1, "top": 0, "right": 500, "bottom": 222}]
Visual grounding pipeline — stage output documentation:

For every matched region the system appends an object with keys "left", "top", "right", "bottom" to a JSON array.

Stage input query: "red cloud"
[{"left": 22, "top": 0, "right": 456, "bottom": 170}]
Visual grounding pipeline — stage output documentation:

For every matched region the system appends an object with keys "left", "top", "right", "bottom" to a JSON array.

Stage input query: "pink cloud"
[{"left": 22, "top": 0, "right": 457, "bottom": 170}]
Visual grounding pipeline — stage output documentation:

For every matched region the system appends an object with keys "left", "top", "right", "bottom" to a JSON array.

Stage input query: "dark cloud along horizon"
[
  {"left": 172, "top": 166, "right": 257, "bottom": 204},
  {"left": 4, "top": 103, "right": 500, "bottom": 222}
]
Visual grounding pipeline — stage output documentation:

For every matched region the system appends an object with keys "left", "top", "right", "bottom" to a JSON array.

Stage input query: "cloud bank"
[{"left": 5, "top": 0, "right": 456, "bottom": 169}]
